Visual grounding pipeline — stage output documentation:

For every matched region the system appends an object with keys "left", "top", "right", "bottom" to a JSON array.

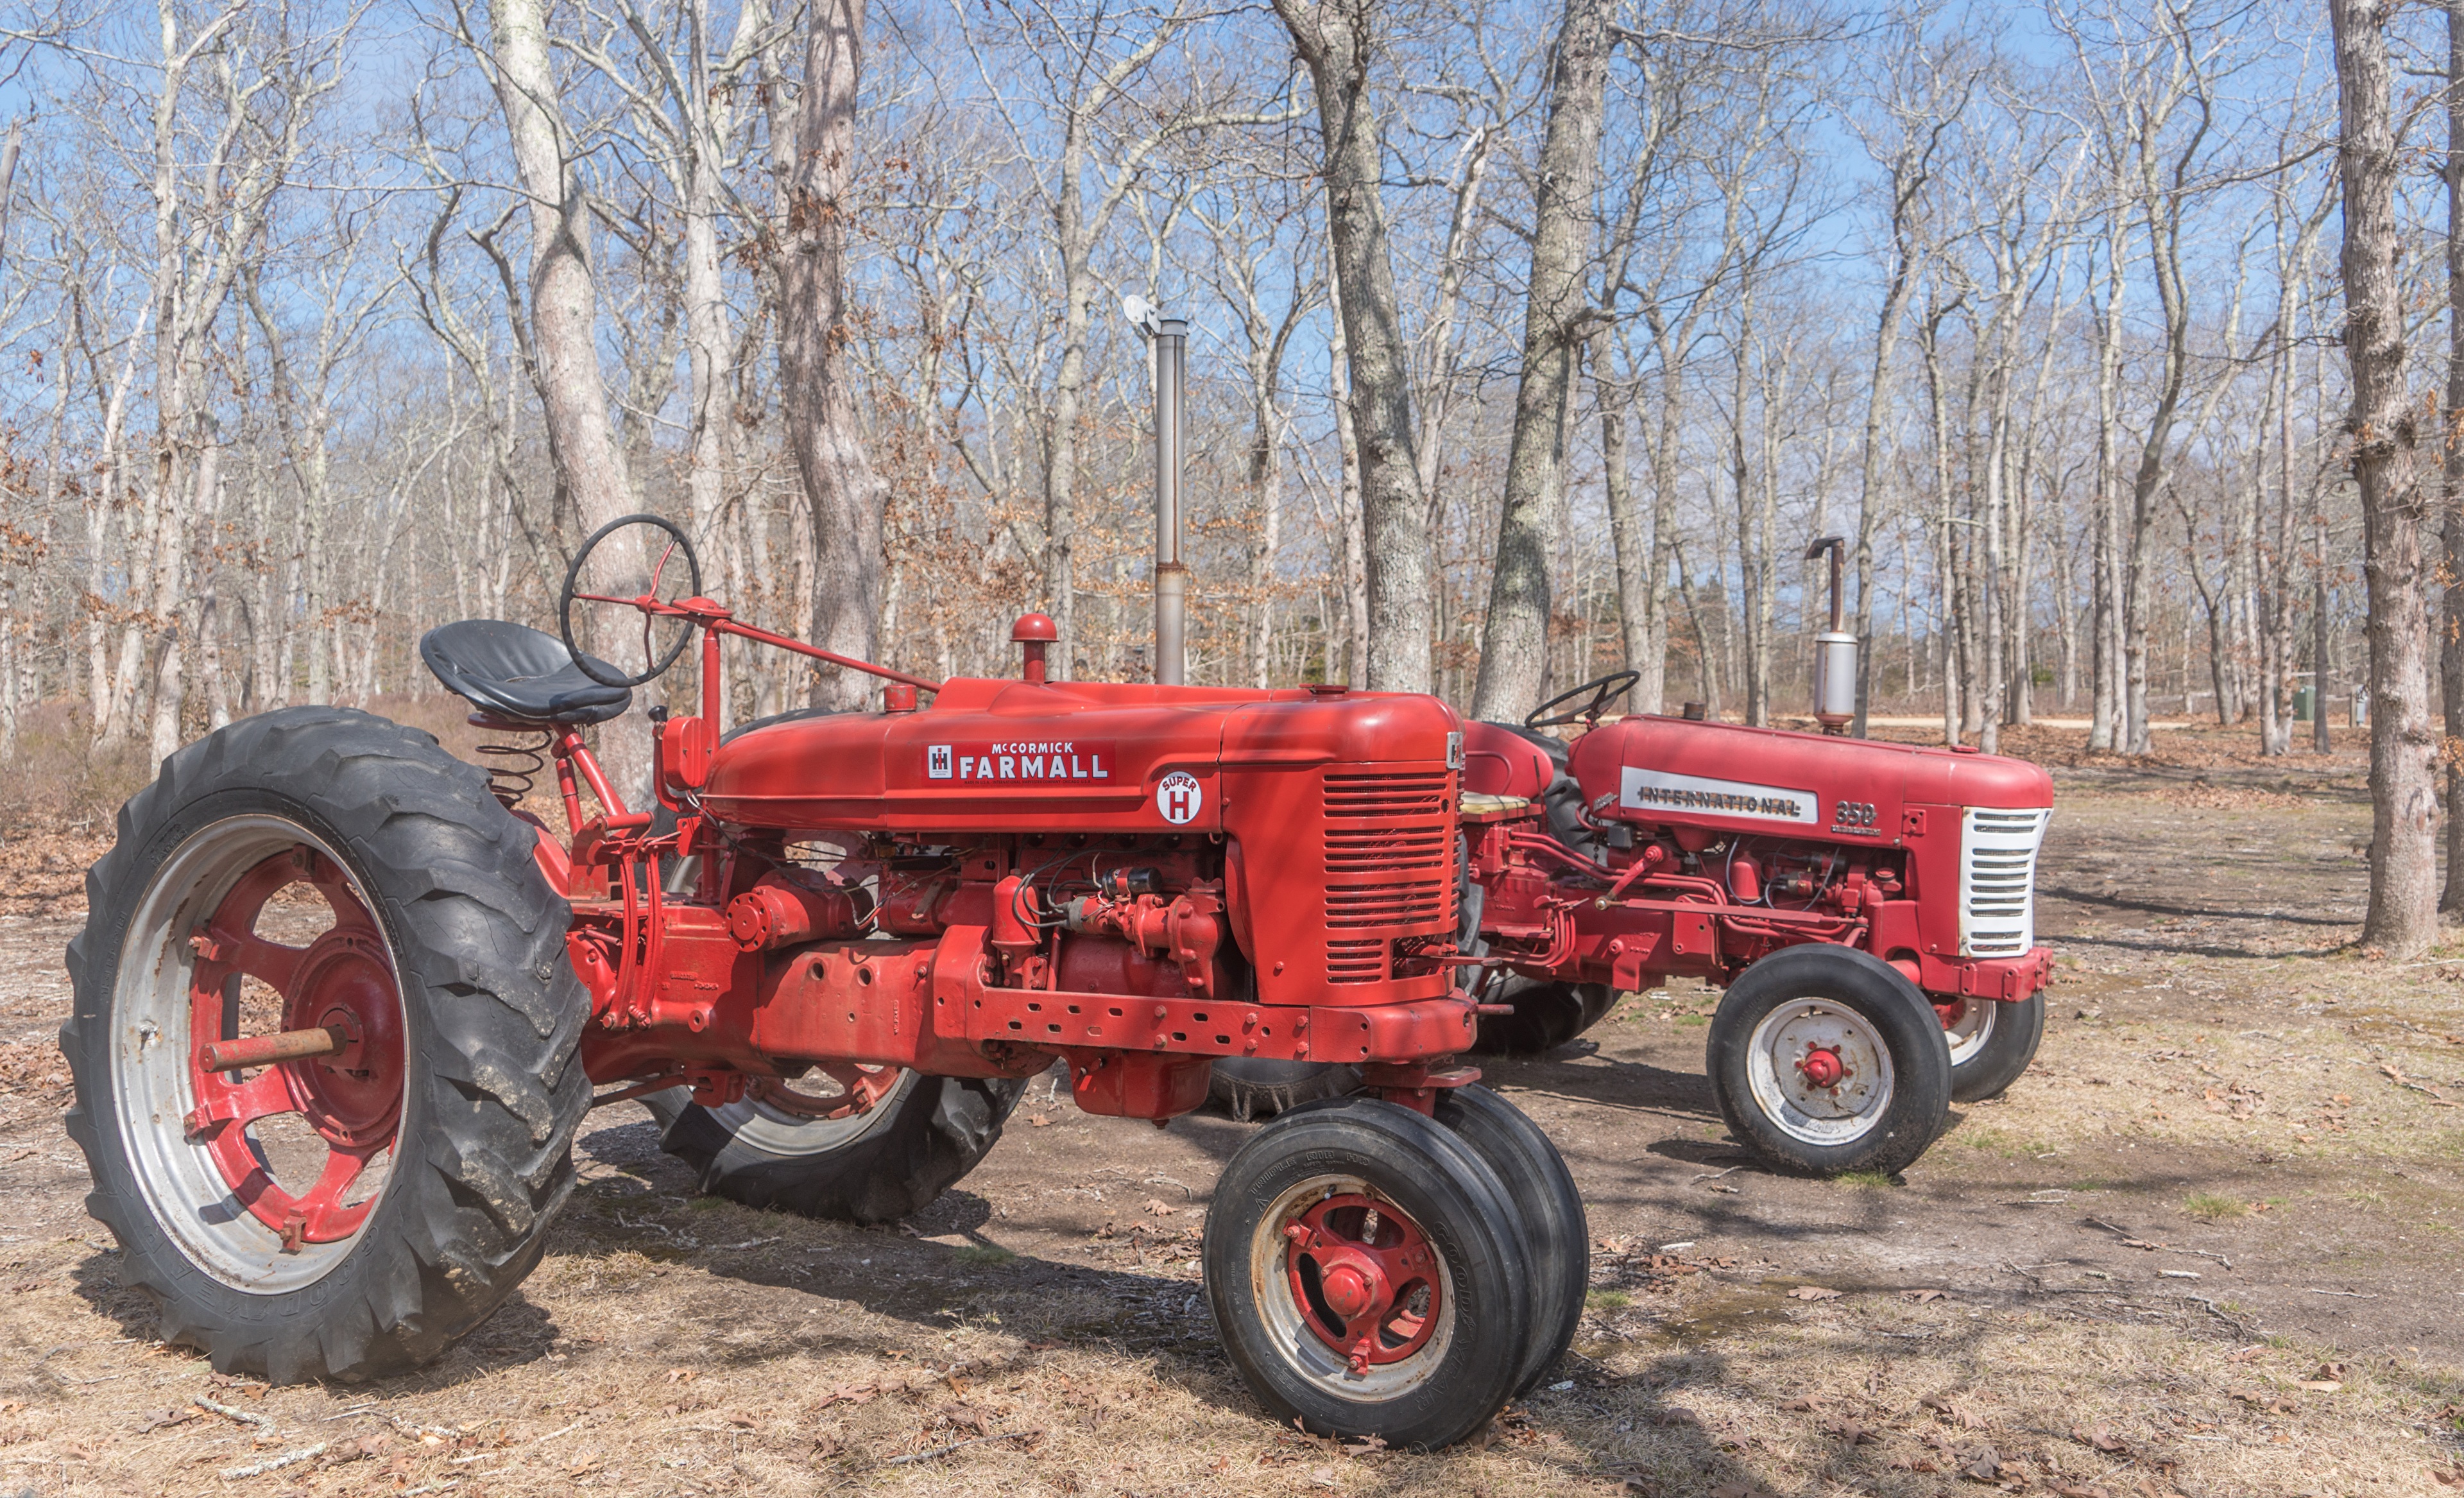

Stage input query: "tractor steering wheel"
[
  {"left": 1525, "top": 669, "right": 1639, "bottom": 730},
  {"left": 559, "top": 513, "right": 704, "bottom": 688}
]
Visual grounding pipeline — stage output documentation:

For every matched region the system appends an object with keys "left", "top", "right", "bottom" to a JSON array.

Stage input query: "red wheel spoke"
[
  {"left": 1364, "top": 1238, "right": 1431, "bottom": 1289},
  {"left": 295, "top": 1143, "right": 384, "bottom": 1243},
  {"left": 200, "top": 920, "right": 309, "bottom": 995},
  {"left": 186, "top": 1066, "right": 297, "bottom": 1139}
]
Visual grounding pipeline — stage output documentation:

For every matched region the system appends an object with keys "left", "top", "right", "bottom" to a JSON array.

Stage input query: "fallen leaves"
[
  {"left": 2230, "top": 1387, "right": 2298, "bottom": 1416},
  {"left": 2379, "top": 1063, "right": 2463, "bottom": 1106},
  {"left": 2296, "top": 1361, "right": 2347, "bottom": 1393},
  {"left": 1026, "top": 1114, "right": 1052, "bottom": 1128},
  {"left": 2072, "top": 1424, "right": 2130, "bottom": 1454},
  {"left": 1922, "top": 1393, "right": 1988, "bottom": 1431},
  {"left": 1903, "top": 1288, "right": 1947, "bottom": 1303},
  {"left": 1786, "top": 1285, "right": 1842, "bottom": 1301},
  {"left": 1142, "top": 1198, "right": 1177, "bottom": 1217}
]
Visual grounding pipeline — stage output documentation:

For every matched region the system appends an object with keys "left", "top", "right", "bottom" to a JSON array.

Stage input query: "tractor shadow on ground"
[
  {"left": 2039, "top": 882, "right": 2353, "bottom": 929},
  {"left": 1475, "top": 1043, "right": 1722, "bottom": 1123}
]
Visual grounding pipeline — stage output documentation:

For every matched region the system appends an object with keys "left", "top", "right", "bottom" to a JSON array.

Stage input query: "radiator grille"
[
  {"left": 1322, "top": 769, "right": 1457, "bottom": 983},
  {"left": 1959, "top": 806, "right": 2050, "bottom": 958}
]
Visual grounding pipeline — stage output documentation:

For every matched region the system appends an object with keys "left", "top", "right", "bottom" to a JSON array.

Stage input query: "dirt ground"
[{"left": 0, "top": 724, "right": 2460, "bottom": 1497}]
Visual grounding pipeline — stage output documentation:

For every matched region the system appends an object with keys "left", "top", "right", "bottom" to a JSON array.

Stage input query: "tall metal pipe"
[{"left": 1152, "top": 316, "right": 1188, "bottom": 685}]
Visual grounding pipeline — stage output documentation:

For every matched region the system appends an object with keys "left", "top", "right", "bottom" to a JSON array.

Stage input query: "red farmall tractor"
[
  {"left": 60, "top": 517, "right": 1585, "bottom": 1449},
  {"left": 1439, "top": 539, "right": 2055, "bottom": 1177}
]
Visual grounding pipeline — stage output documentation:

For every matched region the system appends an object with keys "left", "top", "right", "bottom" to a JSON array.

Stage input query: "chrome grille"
[{"left": 1959, "top": 807, "right": 2049, "bottom": 958}]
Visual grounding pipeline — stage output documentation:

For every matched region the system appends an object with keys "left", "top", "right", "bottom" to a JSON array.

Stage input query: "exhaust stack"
[
  {"left": 1805, "top": 535, "right": 1855, "bottom": 735},
  {"left": 1150, "top": 315, "right": 1188, "bottom": 686}
]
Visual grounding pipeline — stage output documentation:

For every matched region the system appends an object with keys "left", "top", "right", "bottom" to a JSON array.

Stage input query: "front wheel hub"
[
  {"left": 1283, "top": 1192, "right": 1441, "bottom": 1372},
  {"left": 1796, "top": 1046, "right": 1845, "bottom": 1089}
]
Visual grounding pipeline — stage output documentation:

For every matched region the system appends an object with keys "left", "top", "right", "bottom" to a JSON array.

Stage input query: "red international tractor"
[
  {"left": 1450, "top": 669, "right": 2054, "bottom": 1178},
  {"left": 60, "top": 518, "right": 1582, "bottom": 1449},
  {"left": 1210, "top": 540, "right": 2057, "bottom": 1179}
]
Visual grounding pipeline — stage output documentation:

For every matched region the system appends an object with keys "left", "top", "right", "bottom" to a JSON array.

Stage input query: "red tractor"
[
  {"left": 1451, "top": 670, "right": 2054, "bottom": 1178},
  {"left": 1213, "top": 542, "right": 2057, "bottom": 1177},
  {"left": 60, "top": 518, "right": 1581, "bottom": 1449}
]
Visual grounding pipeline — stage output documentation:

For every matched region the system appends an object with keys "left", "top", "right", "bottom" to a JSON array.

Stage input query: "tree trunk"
[
  {"left": 486, "top": 0, "right": 649, "bottom": 791},
  {"left": 2444, "top": 0, "right": 2464, "bottom": 915},
  {"left": 781, "top": 0, "right": 889, "bottom": 710},
  {"left": 2090, "top": 220, "right": 2126, "bottom": 752},
  {"left": 2334, "top": 0, "right": 2438, "bottom": 957},
  {"left": 1470, "top": 0, "right": 1607, "bottom": 722},
  {"left": 1275, "top": 0, "right": 1431, "bottom": 694}
]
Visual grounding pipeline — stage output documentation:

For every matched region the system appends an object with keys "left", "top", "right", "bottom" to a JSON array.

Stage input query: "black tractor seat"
[{"left": 419, "top": 619, "right": 634, "bottom": 727}]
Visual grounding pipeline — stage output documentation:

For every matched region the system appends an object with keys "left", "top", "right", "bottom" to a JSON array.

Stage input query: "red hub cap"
[
  {"left": 185, "top": 845, "right": 404, "bottom": 1249},
  {"left": 1283, "top": 1194, "right": 1442, "bottom": 1371},
  {"left": 1797, "top": 1046, "right": 1846, "bottom": 1089}
]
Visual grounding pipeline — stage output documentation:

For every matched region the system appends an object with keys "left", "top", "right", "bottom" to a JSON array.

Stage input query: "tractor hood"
[
  {"left": 1566, "top": 714, "right": 2052, "bottom": 845},
  {"left": 696, "top": 676, "right": 1462, "bottom": 836}
]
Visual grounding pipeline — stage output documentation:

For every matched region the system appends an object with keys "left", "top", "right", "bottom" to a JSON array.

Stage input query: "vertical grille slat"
[
  {"left": 1321, "top": 768, "right": 1457, "bottom": 983},
  {"left": 1958, "top": 806, "right": 2049, "bottom": 958}
]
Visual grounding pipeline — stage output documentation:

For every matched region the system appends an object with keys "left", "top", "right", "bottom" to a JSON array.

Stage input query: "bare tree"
[
  {"left": 1470, "top": 0, "right": 1609, "bottom": 721},
  {"left": 1844, "top": 15, "right": 1971, "bottom": 737},
  {"left": 465, "top": 0, "right": 653, "bottom": 793},
  {"left": 778, "top": 0, "right": 891, "bottom": 709},
  {"left": 1274, "top": 0, "right": 1432, "bottom": 693},
  {"left": 2443, "top": 1, "right": 2464, "bottom": 915},
  {"left": 2330, "top": 0, "right": 2434, "bottom": 956}
]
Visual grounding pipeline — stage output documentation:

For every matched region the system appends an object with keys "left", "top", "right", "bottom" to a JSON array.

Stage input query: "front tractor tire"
[
  {"left": 640, "top": 1071, "right": 1025, "bottom": 1223},
  {"left": 62, "top": 708, "right": 588, "bottom": 1382},
  {"left": 1203, "top": 1097, "right": 1536, "bottom": 1449},
  {"left": 1704, "top": 945, "right": 1951, "bottom": 1178},
  {"left": 1942, "top": 990, "right": 2046, "bottom": 1103}
]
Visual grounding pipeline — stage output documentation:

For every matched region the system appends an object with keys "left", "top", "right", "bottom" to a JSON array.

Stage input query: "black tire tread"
[
  {"left": 1948, "top": 990, "right": 2046, "bottom": 1103},
  {"left": 1702, "top": 945, "right": 1951, "bottom": 1179},
  {"left": 1203, "top": 1097, "right": 1534, "bottom": 1449},
  {"left": 1205, "top": 1058, "right": 1360, "bottom": 1121},
  {"left": 62, "top": 706, "right": 588, "bottom": 1382},
  {"left": 1471, "top": 976, "right": 1616, "bottom": 1055},
  {"left": 1433, "top": 1084, "right": 1587, "bottom": 1395},
  {"left": 647, "top": 1072, "right": 1025, "bottom": 1224}
]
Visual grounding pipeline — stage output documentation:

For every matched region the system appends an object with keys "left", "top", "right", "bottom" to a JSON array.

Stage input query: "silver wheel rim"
[
  {"left": 1943, "top": 998, "right": 1996, "bottom": 1069},
  {"left": 1744, "top": 999, "right": 1896, "bottom": 1147},
  {"left": 110, "top": 816, "right": 402, "bottom": 1293},
  {"left": 1245, "top": 1173, "right": 1457, "bottom": 1400},
  {"left": 706, "top": 1069, "right": 917, "bottom": 1153}
]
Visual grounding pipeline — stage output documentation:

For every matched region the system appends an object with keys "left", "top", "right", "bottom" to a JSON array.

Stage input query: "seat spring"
[{"left": 475, "top": 728, "right": 554, "bottom": 811}]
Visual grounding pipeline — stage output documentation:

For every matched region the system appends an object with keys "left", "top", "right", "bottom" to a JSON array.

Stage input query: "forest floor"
[{"left": 0, "top": 722, "right": 2458, "bottom": 1497}]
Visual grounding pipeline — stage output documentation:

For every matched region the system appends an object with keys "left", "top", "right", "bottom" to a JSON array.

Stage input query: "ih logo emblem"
[
  {"left": 927, "top": 745, "right": 954, "bottom": 779},
  {"left": 1156, "top": 770, "right": 1202, "bottom": 825}
]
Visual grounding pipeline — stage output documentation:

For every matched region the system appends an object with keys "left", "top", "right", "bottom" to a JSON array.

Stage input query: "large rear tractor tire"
[
  {"left": 63, "top": 707, "right": 587, "bottom": 1382},
  {"left": 1204, "top": 1058, "right": 1360, "bottom": 1122},
  {"left": 640, "top": 1071, "right": 1025, "bottom": 1223},
  {"left": 1704, "top": 945, "right": 1951, "bottom": 1178},
  {"left": 1432, "top": 1084, "right": 1587, "bottom": 1395},
  {"left": 1941, "top": 990, "right": 2046, "bottom": 1103},
  {"left": 1203, "top": 1097, "right": 1535, "bottom": 1449},
  {"left": 1470, "top": 975, "right": 1617, "bottom": 1055}
]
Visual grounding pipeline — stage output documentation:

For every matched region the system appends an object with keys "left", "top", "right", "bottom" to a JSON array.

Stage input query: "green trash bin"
[{"left": 2293, "top": 685, "right": 2314, "bottom": 721}]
